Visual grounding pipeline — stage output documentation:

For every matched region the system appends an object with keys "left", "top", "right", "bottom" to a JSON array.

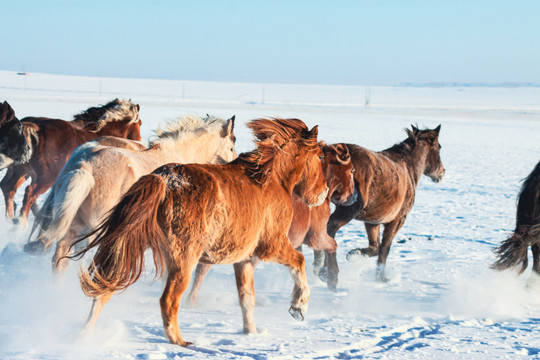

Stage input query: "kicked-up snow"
[{"left": 1, "top": 71, "right": 540, "bottom": 359}]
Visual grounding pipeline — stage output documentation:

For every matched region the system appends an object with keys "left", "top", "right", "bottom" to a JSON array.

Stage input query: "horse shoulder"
[{"left": 288, "top": 195, "right": 311, "bottom": 248}]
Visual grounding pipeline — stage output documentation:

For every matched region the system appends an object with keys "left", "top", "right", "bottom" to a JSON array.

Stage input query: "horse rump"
[{"left": 69, "top": 173, "right": 169, "bottom": 297}]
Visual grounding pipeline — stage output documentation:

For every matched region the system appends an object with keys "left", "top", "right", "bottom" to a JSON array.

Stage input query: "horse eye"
[{"left": 319, "top": 155, "right": 323, "bottom": 160}]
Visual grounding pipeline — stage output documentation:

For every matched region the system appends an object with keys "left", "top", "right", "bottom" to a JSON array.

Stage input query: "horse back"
[{"left": 154, "top": 162, "right": 292, "bottom": 264}]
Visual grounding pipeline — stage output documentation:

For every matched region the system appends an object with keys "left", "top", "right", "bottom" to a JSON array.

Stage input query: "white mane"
[{"left": 150, "top": 115, "right": 227, "bottom": 145}]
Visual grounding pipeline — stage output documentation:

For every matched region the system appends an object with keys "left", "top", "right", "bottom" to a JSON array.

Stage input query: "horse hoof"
[
  {"left": 23, "top": 241, "right": 45, "bottom": 254},
  {"left": 288, "top": 306, "right": 305, "bottom": 321},
  {"left": 346, "top": 248, "right": 363, "bottom": 261},
  {"left": 317, "top": 267, "right": 328, "bottom": 283},
  {"left": 327, "top": 281, "right": 337, "bottom": 292}
]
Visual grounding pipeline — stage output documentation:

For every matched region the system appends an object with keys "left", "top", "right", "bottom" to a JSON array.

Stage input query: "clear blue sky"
[{"left": 1, "top": 0, "right": 538, "bottom": 85}]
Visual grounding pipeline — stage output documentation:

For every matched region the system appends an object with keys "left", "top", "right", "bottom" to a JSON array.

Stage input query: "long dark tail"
[
  {"left": 68, "top": 174, "right": 169, "bottom": 297},
  {"left": 492, "top": 225, "right": 540, "bottom": 273}
]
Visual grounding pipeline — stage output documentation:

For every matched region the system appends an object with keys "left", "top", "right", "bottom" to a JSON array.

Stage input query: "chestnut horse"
[
  {"left": 0, "top": 101, "right": 32, "bottom": 169},
  {"left": 492, "top": 160, "right": 540, "bottom": 278},
  {"left": 316, "top": 125, "right": 445, "bottom": 285},
  {"left": 186, "top": 142, "right": 357, "bottom": 305},
  {"left": 26, "top": 115, "right": 236, "bottom": 273},
  {"left": 0, "top": 99, "right": 142, "bottom": 224},
  {"left": 68, "top": 118, "right": 328, "bottom": 346}
]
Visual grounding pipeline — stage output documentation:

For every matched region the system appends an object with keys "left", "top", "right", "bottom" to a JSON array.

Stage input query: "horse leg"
[
  {"left": 312, "top": 250, "right": 325, "bottom": 276},
  {"left": 376, "top": 217, "right": 405, "bottom": 282},
  {"left": 325, "top": 250, "right": 339, "bottom": 292},
  {"left": 532, "top": 244, "right": 540, "bottom": 275},
  {"left": 323, "top": 203, "right": 363, "bottom": 270},
  {"left": 233, "top": 258, "right": 259, "bottom": 334},
  {"left": 186, "top": 263, "right": 213, "bottom": 308},
  {"left": 80, "top": 292, "right": 113, "bottom": 339},
  {"left": 1, "top": 165, "right": 29, "bottom": 219},
  {"left": 269, "top": 238, "right": 310, "bottom": 321},
  {"left": 18, "top": 176, "right": 53, "bottom": 224},
  {"left": 160, "top": 261, "right": 198, "bottom": 346},
  {"left": 363, "top": 223, "right": 381, "bottom": 256},
  {"left": 52, "top": 228, "right": 79, "bottom": 273}
]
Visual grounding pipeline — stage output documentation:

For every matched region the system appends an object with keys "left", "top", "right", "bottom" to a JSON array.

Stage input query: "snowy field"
[{"left": 1, "top": 71, "right": 540, "bottom": 359}]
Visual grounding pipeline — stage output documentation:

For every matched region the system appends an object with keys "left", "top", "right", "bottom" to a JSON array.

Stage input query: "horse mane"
[
  {"left": 236, "top": 118, "right": 317, "bottom": 184},
  {"left": 149, "top": 115, "right": 228, "bottom": 146},
  {"left": 385, "top": 125, "right": 438, "bottom": 156},
  {"left": 73, "top": 99, "right": 140, "bottom": 128}
]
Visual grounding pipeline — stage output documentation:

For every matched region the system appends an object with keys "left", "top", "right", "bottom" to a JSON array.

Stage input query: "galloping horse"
[
  {"left": 68, "top": 118, "right": 328, "bottom": 346},
  {"left": 26, "top": 115, "right": 236, "bottom": 274},
  {"left": 316, "top": 125, "right": 445, "bottom": 285},
  {"left": 0, "top": 99, "right": 142, "bottom": 224},
  {"left": 186, "top": 142, "right": 357, "bottom": 305},
  {"left": 493, "top": 160, "right": 540, "bottom": 277},
  {"left": 0, "top": 101, "right": 32, "bottom": 169}
]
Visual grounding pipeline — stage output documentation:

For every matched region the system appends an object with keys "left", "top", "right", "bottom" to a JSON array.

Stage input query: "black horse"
[
  {"left": 0, "top": 101, "right": 32, "bottom": 169},
  {"left": 493, "top": 160, "right": 540, "bottom": 275}
]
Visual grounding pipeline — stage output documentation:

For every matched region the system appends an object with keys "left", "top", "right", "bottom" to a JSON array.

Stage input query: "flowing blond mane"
[{"left": 150, "top": 115, "right": 228, "bottom": 145}]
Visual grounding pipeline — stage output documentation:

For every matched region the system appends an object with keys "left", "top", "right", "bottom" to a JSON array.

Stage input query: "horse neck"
[
  {"left": 152, "top": 132, "right": 219, "bottom": 164},
  {"left": 384, "top": 143, "right": 429, "bottom": 187},
  {"left": 270, "top": 143, "right": 305, "bottom": 195}
]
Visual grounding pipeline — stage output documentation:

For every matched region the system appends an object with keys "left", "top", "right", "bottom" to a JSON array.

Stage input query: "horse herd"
[{"left": 0, "top": 98, "right": 536, "bottom": 347}]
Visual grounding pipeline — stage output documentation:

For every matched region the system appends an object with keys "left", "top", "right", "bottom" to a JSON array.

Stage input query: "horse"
[
  {"left": 492, "top": 160, "right": 540, "bottom": 278},
  {"left": 0, "top": 99, "right": 142, "bottom": 224},
  {"left": 25, "top": 115, "right": 237, "bottom": 274},
  {"left": 0, "top": 101, "right": 32, "bottom": 169},
  {"left": 186, "top": 142, "right": 357, "bottom": 305},
  {"left": 67, "top": 118, "right": 328, "bottom": 346},
  {"left": 315, "top": 125, "right": 445, "bottom": 286}
]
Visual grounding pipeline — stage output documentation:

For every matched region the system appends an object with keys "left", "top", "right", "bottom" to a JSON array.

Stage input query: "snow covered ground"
[{"left": 1, "top": 71, "right": 540, "bottom": 359}]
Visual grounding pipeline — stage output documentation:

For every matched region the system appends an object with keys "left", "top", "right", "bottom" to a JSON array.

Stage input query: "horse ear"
[
  {"left": 309, "top": 125, "right": 318, "bottom": 139},
  {"left": 221, "top": 116, "right": 235, "bottom": 137},
  {"left": 0, "top": 101, "right": 15, "bottom": 125},
  {"left": 411, "top": 125, "right": 419, "bottom": 134},
  {"left": 83, "top": 122, "right": 100, "bottom": 132},
  {"left": 136, "top": 104, "right": 140, "bottom": 111},
  {"left": 335, "top": 144, "right": 351, "bottom": 164},
  {"left": 434, "top": 124, "right": 441, "bottom": 135}
]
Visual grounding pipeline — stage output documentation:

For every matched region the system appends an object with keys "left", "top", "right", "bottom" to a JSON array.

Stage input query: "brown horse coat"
[
  {"left": 187, "top": 142, "right": 357, "bottom": 305},
  {"left": 318, "top": 125, "right": 445, "bottom": 285},
  {"left": 69, "top": 118, "right": 328, "bottom": 346},
  {"left": 0, "top": 99, "right": 142, "bottom": 223}
]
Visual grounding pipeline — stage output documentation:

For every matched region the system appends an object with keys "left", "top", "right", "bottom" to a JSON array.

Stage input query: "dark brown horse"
[
  {"left": 316, "top": 125, "right": 444, "bottom": 286},
  {"left": 492, "top": 160, "right": 540, "bottom": 277},
  {"left": 186, "top": 142, "right": 357, "bottom": 305},
  {"left": 68, "top": 118, "right": 328, "bottom": 346},
  {"left": 0, "top": 101, "right": 32, "bottom": 169},
  {"left": 0, "top": 99, "right": 142, "bottom": 224}
]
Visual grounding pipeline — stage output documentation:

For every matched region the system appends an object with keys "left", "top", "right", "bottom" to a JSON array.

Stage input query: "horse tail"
[
  {"left": 25, "top": 169, "right": 95, "bottom": 254},
  {"left": 492, "top": 225, "right": 540, "bottom": 273},
  {"left": 71, "top": 174, "right": 168, "bottom": 298}
]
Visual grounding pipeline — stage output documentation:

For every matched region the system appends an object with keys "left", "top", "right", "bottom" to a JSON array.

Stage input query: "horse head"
[
  {"left": 79, "top": 99, "right": 142, "bottom": 140},
  {"left": 320, "top": 143, "right": 357, "bottom": 206},
  {"left": 411, "top": 124, "right": 445, "bottom": 183},
  {"left": 213, "top": 115, "right": 237, "bottom": 164},
  {"left": 293, "top": 124, "right": 329, "bottom": 207},
  {"left": 243, "top": 118, "right": 328, "bottom": 207},
  {"left": 0, "top": 101, "right": 32, "bottom": 169}
]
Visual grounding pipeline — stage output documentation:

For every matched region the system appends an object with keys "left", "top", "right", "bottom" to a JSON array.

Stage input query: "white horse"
[{"left": 25, "top": 114, "right": 237, "bottom": 273}]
